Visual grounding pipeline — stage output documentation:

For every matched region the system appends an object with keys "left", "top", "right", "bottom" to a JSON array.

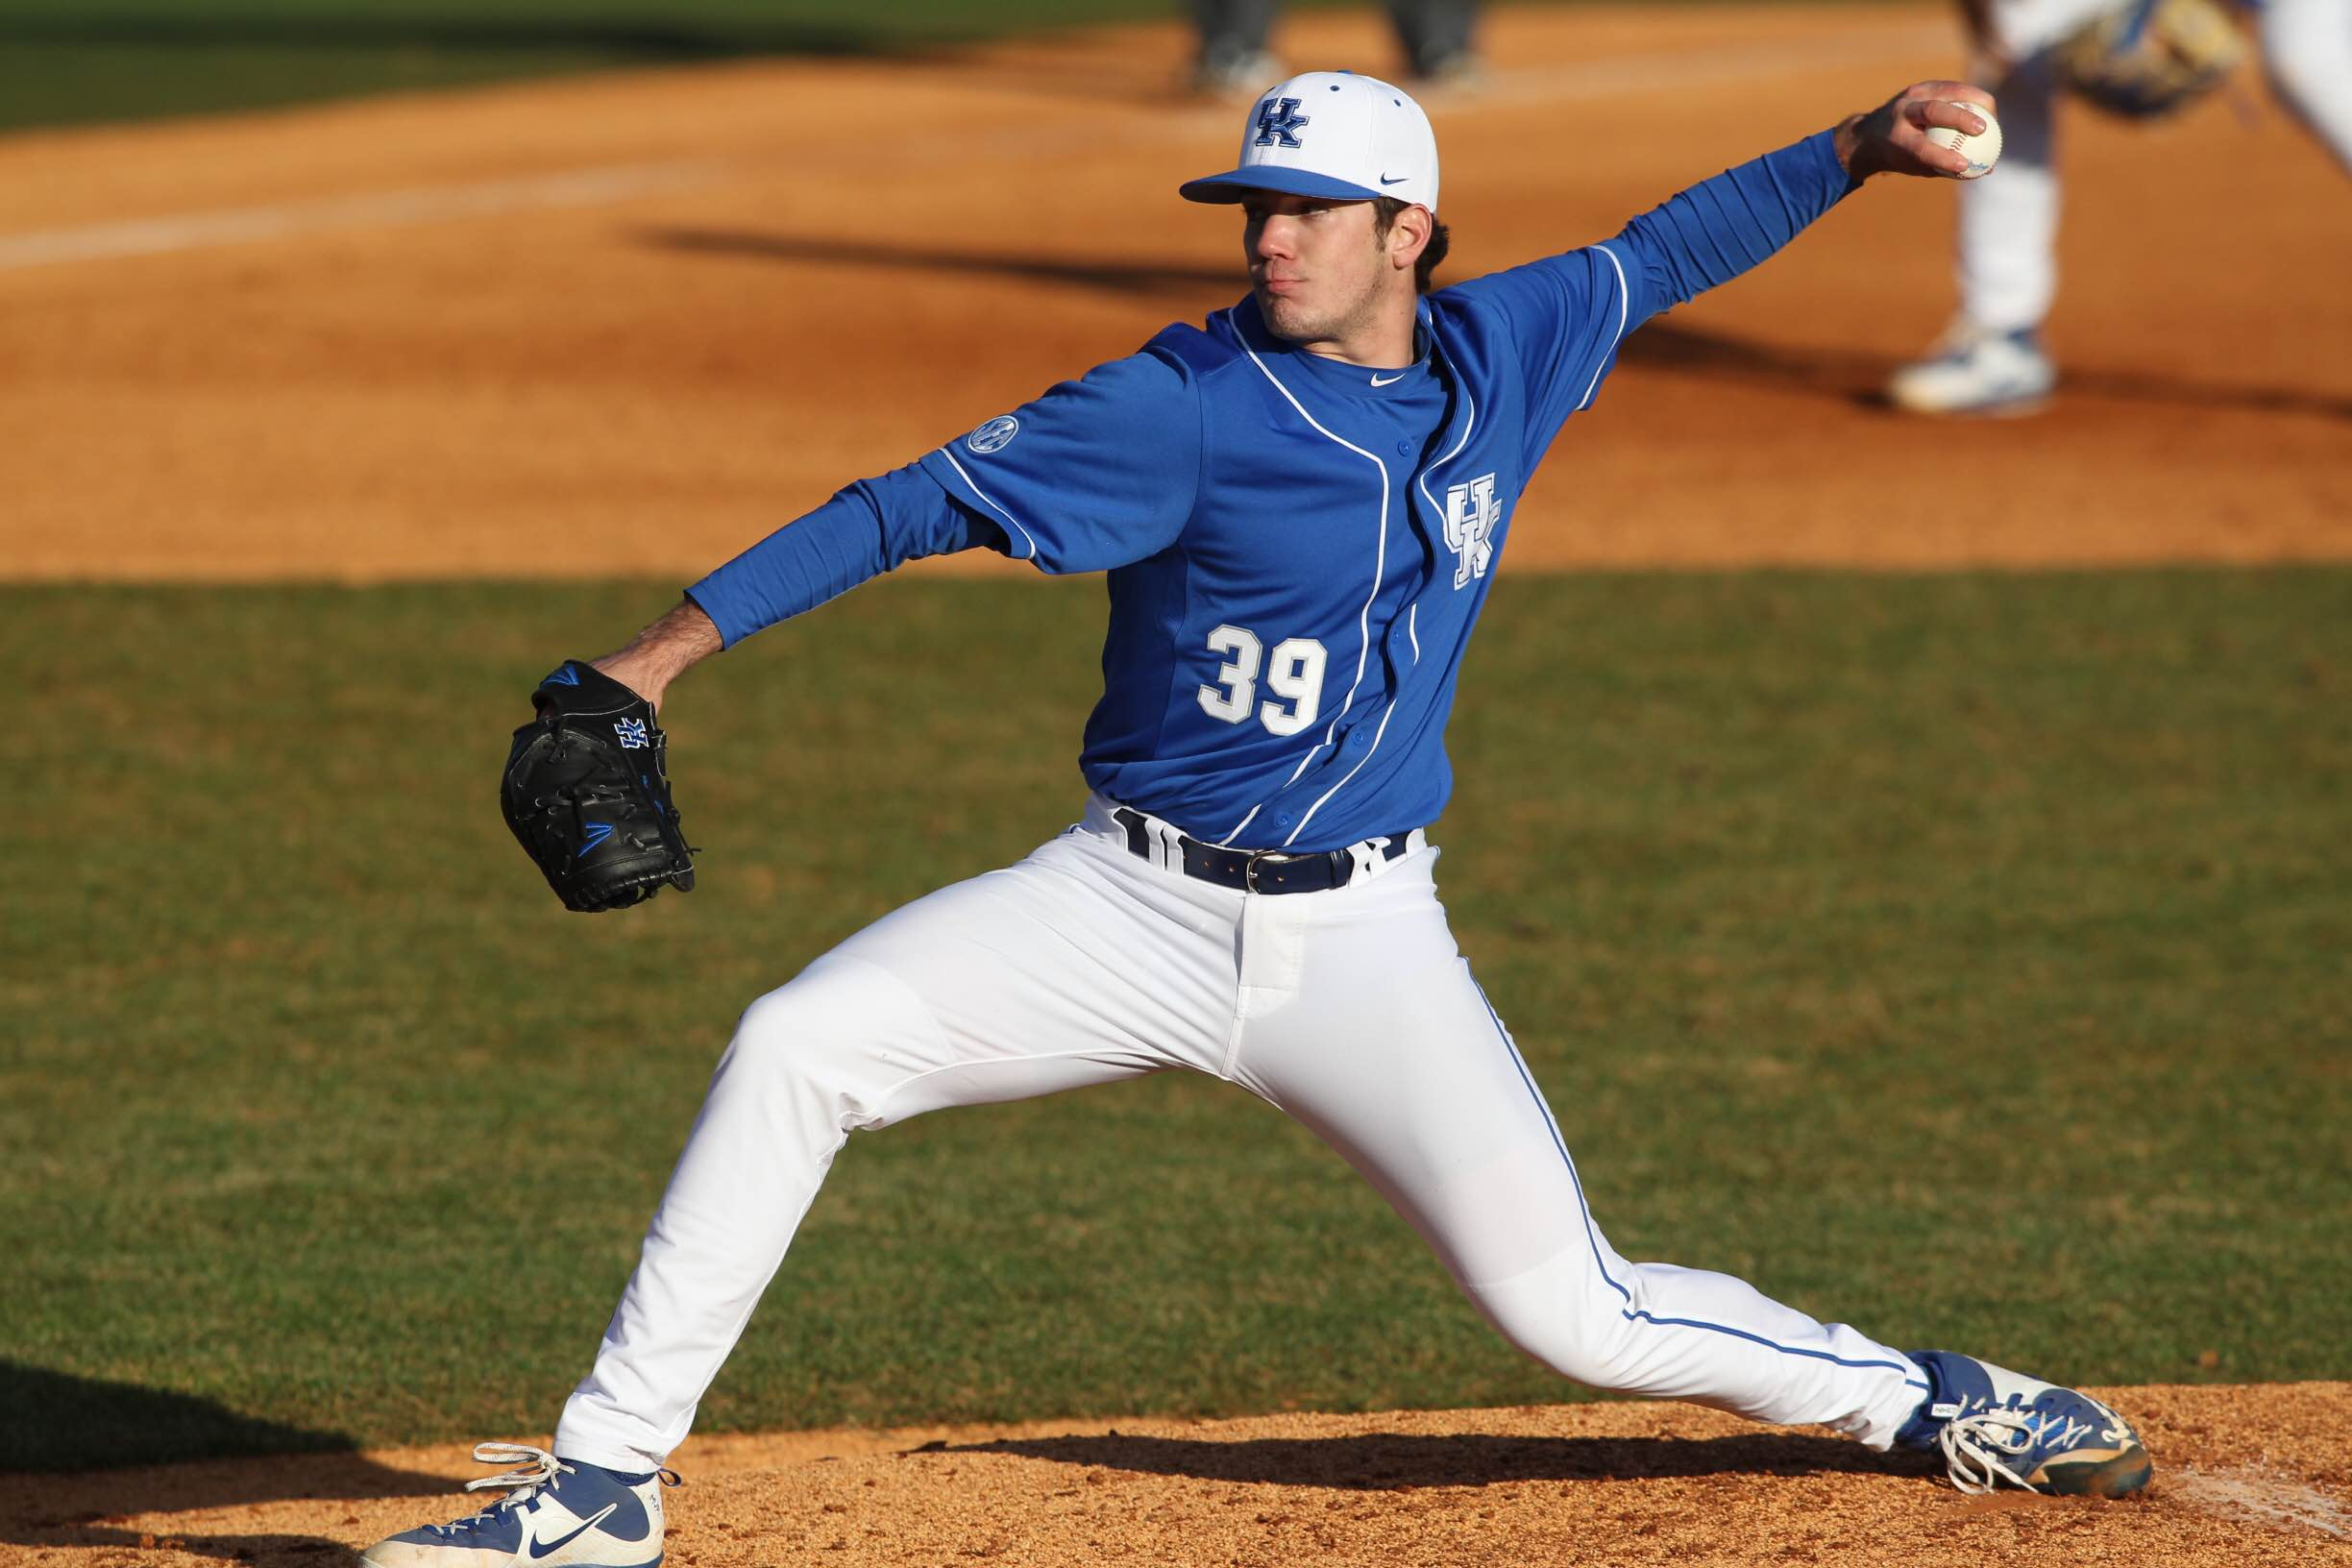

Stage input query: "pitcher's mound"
[{"left": 7, "top": 1384, "right": 2345, "bottom": 1566}]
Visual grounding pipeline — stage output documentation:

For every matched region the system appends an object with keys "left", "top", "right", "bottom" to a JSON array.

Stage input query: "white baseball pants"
[
  {"left": 1957, "top": 0, "right": 2352, "bottom": 333},
  {"left": 554, "top": 797, "right": 1930, "bottom": 1471}
]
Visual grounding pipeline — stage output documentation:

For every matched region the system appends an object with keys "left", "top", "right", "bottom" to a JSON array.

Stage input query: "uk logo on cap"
[
  {"left": 1180, "top": 70, "right": 1440, "bottom": 213},
  {"left": 1253, "top": 97, "right": 1311, "bottom": 149}
]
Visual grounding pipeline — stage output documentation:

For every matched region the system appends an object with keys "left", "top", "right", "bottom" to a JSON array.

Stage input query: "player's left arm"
[
  {"left": 1835, "top": 81, "right": 1995, "bottom": 182},
  {"left": 1455, "top": 81, "right": 1997, "bottom": 450},
  {"left": 1618, "top": 81, "right": 1992, "bottom": 321}
]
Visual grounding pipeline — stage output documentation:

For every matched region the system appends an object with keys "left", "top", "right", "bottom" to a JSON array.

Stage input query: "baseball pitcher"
[{"left": 375, "top": 70, "right": 2151, "bottom": 1568}]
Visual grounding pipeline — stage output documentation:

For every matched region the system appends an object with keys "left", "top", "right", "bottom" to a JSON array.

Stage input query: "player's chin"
[{"left": 1256, "top": 289, "right": 1325, "bottom": 344}]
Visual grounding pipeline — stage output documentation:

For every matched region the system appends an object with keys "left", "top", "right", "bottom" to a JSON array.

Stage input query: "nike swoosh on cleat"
[{"left": 527, "top": 1504, "right": 620, "bottom": 1559}]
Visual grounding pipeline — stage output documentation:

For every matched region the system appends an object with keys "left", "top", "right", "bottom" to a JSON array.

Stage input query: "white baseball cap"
[{"left": 1180, "top": 70, "right": 1440, "bottom": 213}]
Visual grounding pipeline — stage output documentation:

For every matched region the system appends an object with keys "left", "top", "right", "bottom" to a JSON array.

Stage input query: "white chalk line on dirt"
[
  {"left": 0, "top": 17, "right": 1955, "bottom": 272},
  {"left": 2170, "top": 1466, "right": 2351, "bottom": 1539},
  {"left": 0, "top": 159, "right": 717, "bottom": 269}
]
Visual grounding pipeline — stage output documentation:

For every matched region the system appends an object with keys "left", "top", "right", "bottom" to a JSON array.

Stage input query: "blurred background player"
[
  {"left": 1890, "top": 0, "right": 2352, "bottom": 415},
  {"left": 1190, "top": 0, "right": 1481, "bottom": 95}
]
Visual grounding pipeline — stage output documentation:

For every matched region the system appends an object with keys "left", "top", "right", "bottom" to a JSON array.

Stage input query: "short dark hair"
[{"left": 1371, "top": 196, "right": 1450, "bottom": 294}]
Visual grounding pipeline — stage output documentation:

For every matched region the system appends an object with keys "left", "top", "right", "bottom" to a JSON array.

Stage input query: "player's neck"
[{"left": 1288, "top": 299, "right": 1420, "bottom": 372}]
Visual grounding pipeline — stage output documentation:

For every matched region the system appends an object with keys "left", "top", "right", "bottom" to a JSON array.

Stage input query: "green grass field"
[
  {"left": 0, "top": 0, "right": 1894, "bottom": 135},
  {"left": 6, "top": 571, "right": 2347, "bottom": 1472},
  {"left": 0, "top": 0, "right": 1300, "bottom": 134}
]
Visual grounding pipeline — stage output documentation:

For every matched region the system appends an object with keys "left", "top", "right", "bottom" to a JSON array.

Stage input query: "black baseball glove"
[{"left": 501, "top": 660, "right": 697, "bottom": 913}]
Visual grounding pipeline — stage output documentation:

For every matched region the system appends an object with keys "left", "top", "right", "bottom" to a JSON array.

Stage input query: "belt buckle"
[{"left": 1242, "top": 848, "right": 1295, "bottom": 894}]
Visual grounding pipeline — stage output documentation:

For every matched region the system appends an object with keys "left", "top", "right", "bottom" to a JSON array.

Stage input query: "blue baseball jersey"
[
  {"left": 695, "top": 132, "right": 1857, "bottom": 852},
  {"left": 919, "top": 272, "right": 1632, "bottom": 851}
]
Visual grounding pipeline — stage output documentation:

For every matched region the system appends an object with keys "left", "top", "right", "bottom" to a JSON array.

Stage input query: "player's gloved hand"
[
  {"left": 501, "top": 660, "right": 698, "bottom": 913},
  {"left": 1834, "top": 83, "right": 1997, "bottom": 180},
  {"left": 2056, "top": 0, "right": 2243, "bottom": 118}
]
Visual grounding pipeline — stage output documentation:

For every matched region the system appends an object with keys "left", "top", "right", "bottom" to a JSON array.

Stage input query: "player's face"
[{"left": 1238, "top": 192, "right": 1394, "bottom": 353}]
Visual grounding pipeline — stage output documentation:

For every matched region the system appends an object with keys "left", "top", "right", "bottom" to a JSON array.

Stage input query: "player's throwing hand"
[{"left": 1836, "top": 82, "right": 1998, "bottom": 179}]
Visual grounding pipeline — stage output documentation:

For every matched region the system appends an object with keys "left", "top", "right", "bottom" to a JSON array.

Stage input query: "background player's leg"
[
  {"left": 1189, "top": 0, "right": 1280, "bottom": 95},
  {"left": 2259, "top": 0, "right": 2352, "bottom": 174},
  {"left": 555, "top": 829, "right": 1237, "bottom": 1471},
  {"left": 1230, "top": 856, "right": 1927, "bottom": 1446},
  {"left": 1888, "top": 32, "right": 2061, "bottom": 412},
  {"left": 1957, "top": 54, "right": 2059, "bottom": 335},
  {"left": 1384, "top": 0, "right": 1480, "bottom": 80}
]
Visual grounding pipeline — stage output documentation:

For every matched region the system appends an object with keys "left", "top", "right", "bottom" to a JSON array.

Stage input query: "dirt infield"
[
  {"left": 5, "top": 1385, "right": 2345, "bottom": 1566},
  {"left": 1, "top": 4, "right": 2347, "bottom": 581}
]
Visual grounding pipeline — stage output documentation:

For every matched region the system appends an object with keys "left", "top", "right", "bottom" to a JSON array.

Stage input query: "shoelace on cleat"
[
  {"left": 427, "top": 1442, "right": 573, "bottom": 1537},
  {"left": 1938, "top": 1404, "right": 2116, "bottom": 1495},
  {"left": 1939, "top": 1409, "right": 2042, "bottom": 1495}
]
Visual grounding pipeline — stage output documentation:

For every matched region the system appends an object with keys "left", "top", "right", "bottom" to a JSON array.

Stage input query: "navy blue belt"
[{"left": 1112, "top": 806, "right": 1417, "bottom": 894}]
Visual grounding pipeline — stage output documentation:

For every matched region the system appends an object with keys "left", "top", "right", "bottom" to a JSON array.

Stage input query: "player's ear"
[{"left": 1385, "top": 204, "right": 1433, "bottom": 273}]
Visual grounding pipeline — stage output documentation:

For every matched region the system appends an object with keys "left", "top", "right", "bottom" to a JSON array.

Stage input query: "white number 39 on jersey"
[{"left": 1197, "top": 625, "right": 1327, "bottom": 737}]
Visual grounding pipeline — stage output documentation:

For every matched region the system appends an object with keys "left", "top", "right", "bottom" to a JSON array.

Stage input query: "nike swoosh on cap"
[{"left": 1379, "top": 174, "right": 1409, "bottom": 185}]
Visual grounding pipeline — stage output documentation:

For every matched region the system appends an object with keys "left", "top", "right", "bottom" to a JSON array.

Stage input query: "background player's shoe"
[
  {"left": 1896, "top": 1350, "right": 2152, "bottom": 1497},
  {"left": 1410, "top": 50, "right": 1489, "bottom": 92},
  {"left": 359, "top": 1443, "right": 671, "bottom": 1567},
  {"left": 1886, "top": 322, "right": 2056, "bottom": 416},
  {"left": 1189, "top": 49, "right": 1282, "bottom": 100}
]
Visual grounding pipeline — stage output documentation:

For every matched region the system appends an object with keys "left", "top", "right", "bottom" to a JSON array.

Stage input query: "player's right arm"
[
  {"left": 589, "top": 349, "right": 1204, "bottom": 707},
  {"left": 584, "top": 462, "right": 992, "bottom": 708},
  {"left": 592, "top": 596, "right": 723, "bottom": 711}
]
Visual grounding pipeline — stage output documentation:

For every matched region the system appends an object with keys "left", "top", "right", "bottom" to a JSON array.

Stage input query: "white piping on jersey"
[
  {"left": 1411, "top": 338, "right": 1480, "bottom": 545},
  {"left": 936, "top": 447, "right": 1041, "bottom": 561},
  {"left": 1579, "top": 244, "right": 1632, "bottom": 411},
  {"left": 1219, "top": 308, "right": 1390, "bottom": 850},
  {"left": 1408, "top": 602, "right": 1420, "bottom": 664}
]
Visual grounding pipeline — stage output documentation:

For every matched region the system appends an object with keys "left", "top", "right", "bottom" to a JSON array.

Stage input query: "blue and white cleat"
[
  {"left": 1899, "top": 1351, "right": 2152, "bottom": 1498},
  {"left": 359, "top": 1443, "right": 674, "bottom": 1567},
  {"left": 1886, "top": 323, "right": 2056, "bottom": 416}
]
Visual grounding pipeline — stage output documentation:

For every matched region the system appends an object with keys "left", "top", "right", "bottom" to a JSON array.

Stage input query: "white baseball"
[{"left": 1923, "top": 100, "right": 2001, "bottom": 180}]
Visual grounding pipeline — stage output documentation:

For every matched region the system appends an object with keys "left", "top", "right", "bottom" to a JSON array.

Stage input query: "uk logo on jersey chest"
[{"left": 1442, "top": 474, "right": 1499, "bottom": 588}]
